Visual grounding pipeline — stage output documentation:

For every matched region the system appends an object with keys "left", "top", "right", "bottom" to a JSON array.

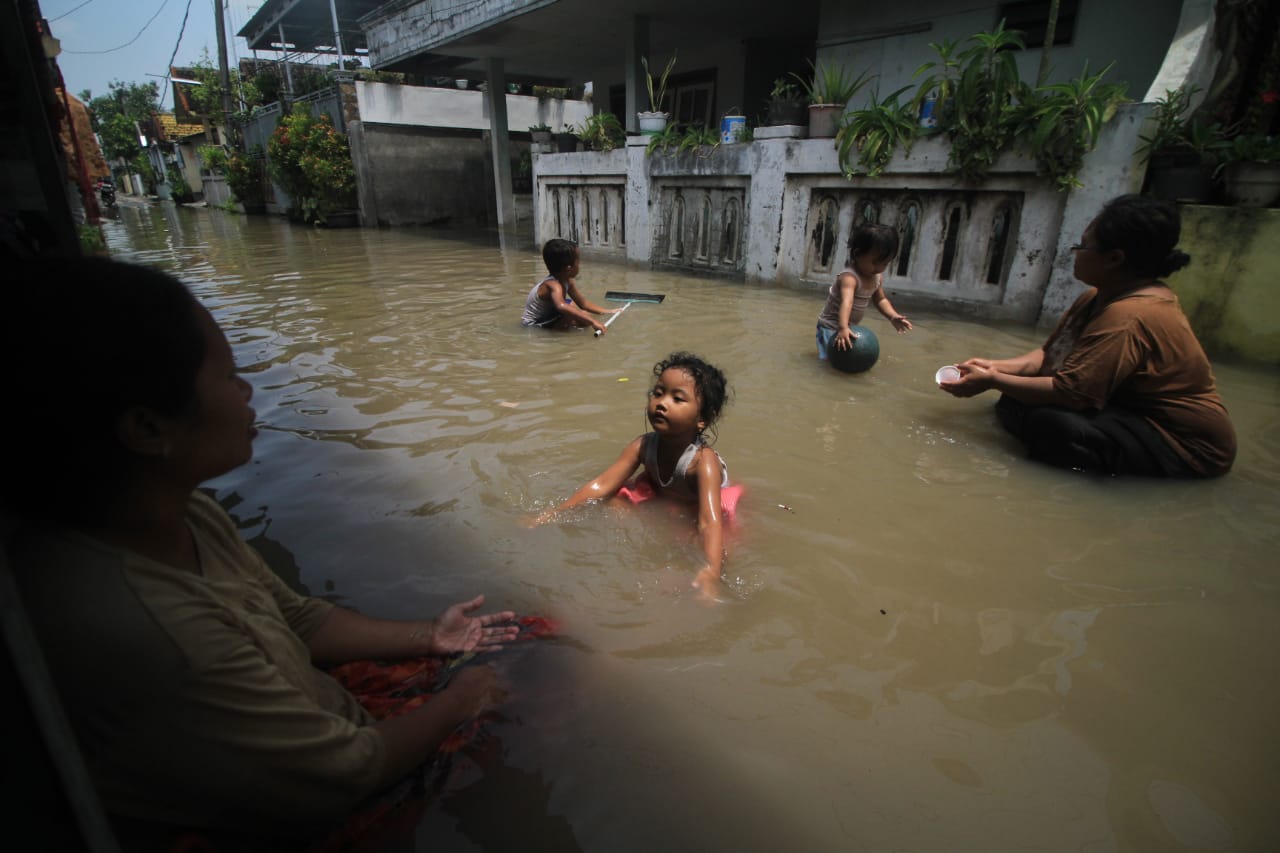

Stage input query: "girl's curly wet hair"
[{"left": 652, "top": 351, "right": 729, "bottom": 434}]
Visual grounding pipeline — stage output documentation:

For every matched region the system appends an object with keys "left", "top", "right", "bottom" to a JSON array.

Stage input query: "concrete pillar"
[
  {"left": 624, "top": 135, "right": 652, "bottom": 263},
  {"left": 347, "top": 120, "right": 379, "bottom": 227},
  {"left": 744, "top": 134, "right": 793, "bottom": 282},
  {"left": 626, "top": 16, "right": 649, "bottom": 134},
  {"left": 485, "top": 57, "right": 516, "bottom": 229}
]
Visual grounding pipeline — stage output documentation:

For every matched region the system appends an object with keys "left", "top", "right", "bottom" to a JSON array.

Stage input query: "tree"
[
  {"left": 85, "top": 80, "right": 159, "bottom": 162},
  {"left": 183, "top": 49, "right": 262, "bottom": 120}
]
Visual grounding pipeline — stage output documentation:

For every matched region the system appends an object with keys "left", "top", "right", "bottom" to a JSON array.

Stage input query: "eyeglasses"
[{"left": 1070, "top": 243, "right": 1103, "bottom": 252}]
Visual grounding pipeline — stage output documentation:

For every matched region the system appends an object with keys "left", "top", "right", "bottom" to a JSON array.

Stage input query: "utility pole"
[{"left": 213, "top": 0, "right": 236, "bottom": 145}]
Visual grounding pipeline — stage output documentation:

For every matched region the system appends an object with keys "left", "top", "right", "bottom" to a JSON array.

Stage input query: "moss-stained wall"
[{"left": 1168, "top": 205, "right": 1280, "bottom": 365}]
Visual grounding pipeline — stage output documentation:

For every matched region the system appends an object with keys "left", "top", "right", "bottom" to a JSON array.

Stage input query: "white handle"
[{"left": 594, "top": 301, "right": 631, "bottom": 336}]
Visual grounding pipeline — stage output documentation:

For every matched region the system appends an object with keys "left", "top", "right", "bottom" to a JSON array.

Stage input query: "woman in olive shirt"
[
  {"left": 940, "top": 195, "right": 1236, "bottom": 477},
  {"left": 4, "top": 258, "right": 519, "bottom": 837}
]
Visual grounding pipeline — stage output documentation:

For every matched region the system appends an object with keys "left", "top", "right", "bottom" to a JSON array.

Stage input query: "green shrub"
[{"left": 267, "top": 104, "right": 357, "bottom": 223}]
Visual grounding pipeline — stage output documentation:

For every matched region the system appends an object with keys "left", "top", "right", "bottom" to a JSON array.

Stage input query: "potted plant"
[
  {"left": 792, "top": 59, "right": 874, "bottom": 138},
  {"left": 529, "top": 122, "right": 553, "bottom": 145},
  {"left": 639, "top": 52, "right": 677, "bottom": 135},
  {"left": 835, "top": 86, "right": 917, "bottom": 177},
  {"left": 1218, "top": 133, "right": 1280, "bottom": 206},
  {"left": 555, "top": 123, "right": 578, "bottom": 153},
  {"left": 1137, "top": 86, "right": 1225, "bottom": 202},
  {"left": 765, "top": 76, "right": 807, "bottom": 126},
  {"left": 575, "top": 112, "right": 625, "bottom": 151},
  {"left": 1022, "top": 62, "right": 1128, "bottom": 191}
]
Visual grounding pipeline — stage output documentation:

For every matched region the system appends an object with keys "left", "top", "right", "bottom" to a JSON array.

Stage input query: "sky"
[{"left": 46, "top": 0, "right": 269, "bottom": 108}]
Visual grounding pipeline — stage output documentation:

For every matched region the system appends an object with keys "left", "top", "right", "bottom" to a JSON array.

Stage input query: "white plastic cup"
[{"left": 935, "top": 365, "right": 961, "bottom": 384}]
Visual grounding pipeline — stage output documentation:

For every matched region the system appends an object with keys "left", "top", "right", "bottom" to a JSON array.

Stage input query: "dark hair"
[
  {"left": 1092, "top": 194, "right": 1191, "bottom": 278},
  {"left": 542, "top": 238, "right": 579, "bottom": 275},
  {"left": 848, "top": 223, "right": 900, "bottom": 266},
  {"left": 652, "top": 352, "right": 729, "bottom": 434},
  {"left": 2, "top": 257, "right": 206, "bottom": 518}
]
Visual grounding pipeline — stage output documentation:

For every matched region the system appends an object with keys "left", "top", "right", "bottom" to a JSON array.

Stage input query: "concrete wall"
[
  {"left": 534, "top": 131, "right": 1071, "bottom": 323},
  {"left": 350, "top": 121, "right": 516, "bottom": 227},
  {"left": 816, "top": 0, "right": 1183, "bottom": 109},
  {"left": 1170, "top": 205, "right": 1280, "bottom": 364},
  {"left": 355, "top": 81, "right": 592, "bottom": 134}
]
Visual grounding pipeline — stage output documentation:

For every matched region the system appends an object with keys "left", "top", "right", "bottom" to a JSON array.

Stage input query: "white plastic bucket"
[{"left": 720, "top": 115, "right": 746, "bottom": 144}]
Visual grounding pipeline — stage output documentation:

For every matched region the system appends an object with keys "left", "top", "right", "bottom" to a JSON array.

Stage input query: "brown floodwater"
[{"left": 103, "top": 203, "right": 1279, "bottom": 852}]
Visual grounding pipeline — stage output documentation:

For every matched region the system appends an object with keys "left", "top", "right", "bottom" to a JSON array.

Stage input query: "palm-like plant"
[
  {"left": 1021, "top": 62, "right": 1128, "bottom": 190},
  {"left": 945, "top": 20, "right": 1028, "bottom": 180},
  {"left": 836, "top": 87, "right": 918, "bottom": 177},
  {"left": 641, "top": 52, "right": 677, "bottom": 113},
  {"left": 792, "top": 59, "right": 874, "bottom": 106}
]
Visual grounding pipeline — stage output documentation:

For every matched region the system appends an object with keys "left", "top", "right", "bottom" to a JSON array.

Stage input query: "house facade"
[{"left": 239, "top": 0, "right": 1276, "bottom": 358}]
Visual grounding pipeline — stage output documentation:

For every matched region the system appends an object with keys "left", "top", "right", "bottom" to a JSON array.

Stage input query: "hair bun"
[{"left": 1161, "top": 249, "right": 1191, "bottom": 276}]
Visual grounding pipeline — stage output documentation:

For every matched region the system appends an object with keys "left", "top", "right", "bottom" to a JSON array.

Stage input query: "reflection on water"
[{"left": 104, "top": 204, "right": 1280, "bottom": 851}]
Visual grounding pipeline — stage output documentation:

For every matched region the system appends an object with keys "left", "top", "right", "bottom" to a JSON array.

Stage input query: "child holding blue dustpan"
[{"left": 520, "top": 238, "right": 621, "bottom": 334}]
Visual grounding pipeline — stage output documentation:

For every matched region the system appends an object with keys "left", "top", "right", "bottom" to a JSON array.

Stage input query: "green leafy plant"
[
  {"left": 678, "top": 124, "right": 721, "bottom": 153},
  {"left": 641, "top": 52, "right": 678, "bottom": 113},
  {"left": 940, "top": 20, "right": 1029, "bottom": 180},
  {"left": 78, "top": 223, "right": 105, "bottom": 254},
  {"left": 166, "top": 163, "right": 195, "bottom": 203},
  {"left": 645, "top": 122, "right": 682, "bottom": 155},
  {"left": 575, "top": 112, "right": 625, "bottom": 151},
  {"left": 266, "top": 104, "right": 357, "bottom": 224},
  {"left": 770, "top": 76, "right": 801, "bottom": 102},
  {"left": 1218, "top": 133, "right": 1280, "bottom": 167},
  {"left": 1021, "top": 62, "right": 1128, "bottom": 190},
  {"left": 910, "top": 37, "right": 963, "bottom": 130},
  {"left": 532, "top": 85, "right": 570, "bottom": 99},
  {"left": 198, "top": 144, "right": 228, "bottom": 174},
  {"left": 1137, "top": 86, "right": 1200, "bottom": 163},
  {"left": 792, "top": 59, "right": 874, "bottom": 106},
  {"left": 529, "top": 122, "right": 552, "bottom": 133},
  {"left": 836, "top": 86, "right": 918, "bottom": 177},
  {"left": 225, "top": 146, "right": 267, "bottom": 208}
]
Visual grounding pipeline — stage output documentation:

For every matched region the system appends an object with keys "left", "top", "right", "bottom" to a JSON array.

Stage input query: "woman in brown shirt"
[{"left": 940, "top": 195, "right": 1236, "bottom": 477}]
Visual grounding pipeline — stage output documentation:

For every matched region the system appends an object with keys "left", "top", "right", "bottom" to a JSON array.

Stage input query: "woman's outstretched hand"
[
  {"left": 939, "top": 360, "right": 997, "bottom": 398},
  {"left": 430, "top": 595, "right": 519, "bottom": 655}
]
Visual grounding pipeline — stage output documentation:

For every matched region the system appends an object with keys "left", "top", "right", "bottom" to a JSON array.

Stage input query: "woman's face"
[
  {"left": 1071, "top": 221, "right": 1107, "bottom": 286},
  {"left": 166, "top": 307, "right": 257, "bottom": 484}
]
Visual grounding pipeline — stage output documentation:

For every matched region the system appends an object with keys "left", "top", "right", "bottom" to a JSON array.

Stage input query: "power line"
[
  {"left": 49, "top": 0, "right": 95, "bottom": 23},
  {"left": 62, "top": 0, "right": 172, "bottom": 54},
  {"left": 157, "top": 0, "right": 196, "bottom": 110}
]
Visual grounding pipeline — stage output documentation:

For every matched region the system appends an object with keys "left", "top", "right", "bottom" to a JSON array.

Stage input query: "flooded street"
[{"left": 103, "top": 203, "right": 1279, "bottom": 851}]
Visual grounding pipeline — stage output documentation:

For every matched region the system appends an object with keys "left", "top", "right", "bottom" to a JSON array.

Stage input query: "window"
[
  {"left": 856, "top": 198, "right": 880, "bottom": 227},
  {"left": 696, "top": 194, "right": 712, "bottom": 260},
  {"left": 896, "top": 201, "right": 920, "bottom": 278},
  {"left": 939, "top": 204, "right": 963, "bottom": 281},
  {"left": 721, "top": 199, "right": 741, "bottom": 264},
  {"left": 985, "top": 204, "right": 1012, "bottom": 284},
  {"left": 811, "top": 196, "right": 839, "bottom": 272},
  {"left": 998, "top": 0, "right": 1078, "bottom": 49},
  {"left": 668, "top": 195, "right": 685, "bottom": 259}
]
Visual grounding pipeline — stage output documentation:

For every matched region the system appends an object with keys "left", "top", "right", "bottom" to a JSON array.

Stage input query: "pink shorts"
[{"left": 616, "top": 478, "right": 743, "bottom": 520}]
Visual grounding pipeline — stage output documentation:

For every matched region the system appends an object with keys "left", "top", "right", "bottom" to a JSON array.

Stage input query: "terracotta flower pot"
[{"left": 808, "top": 104, "right": 843, "bottom": 139}]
